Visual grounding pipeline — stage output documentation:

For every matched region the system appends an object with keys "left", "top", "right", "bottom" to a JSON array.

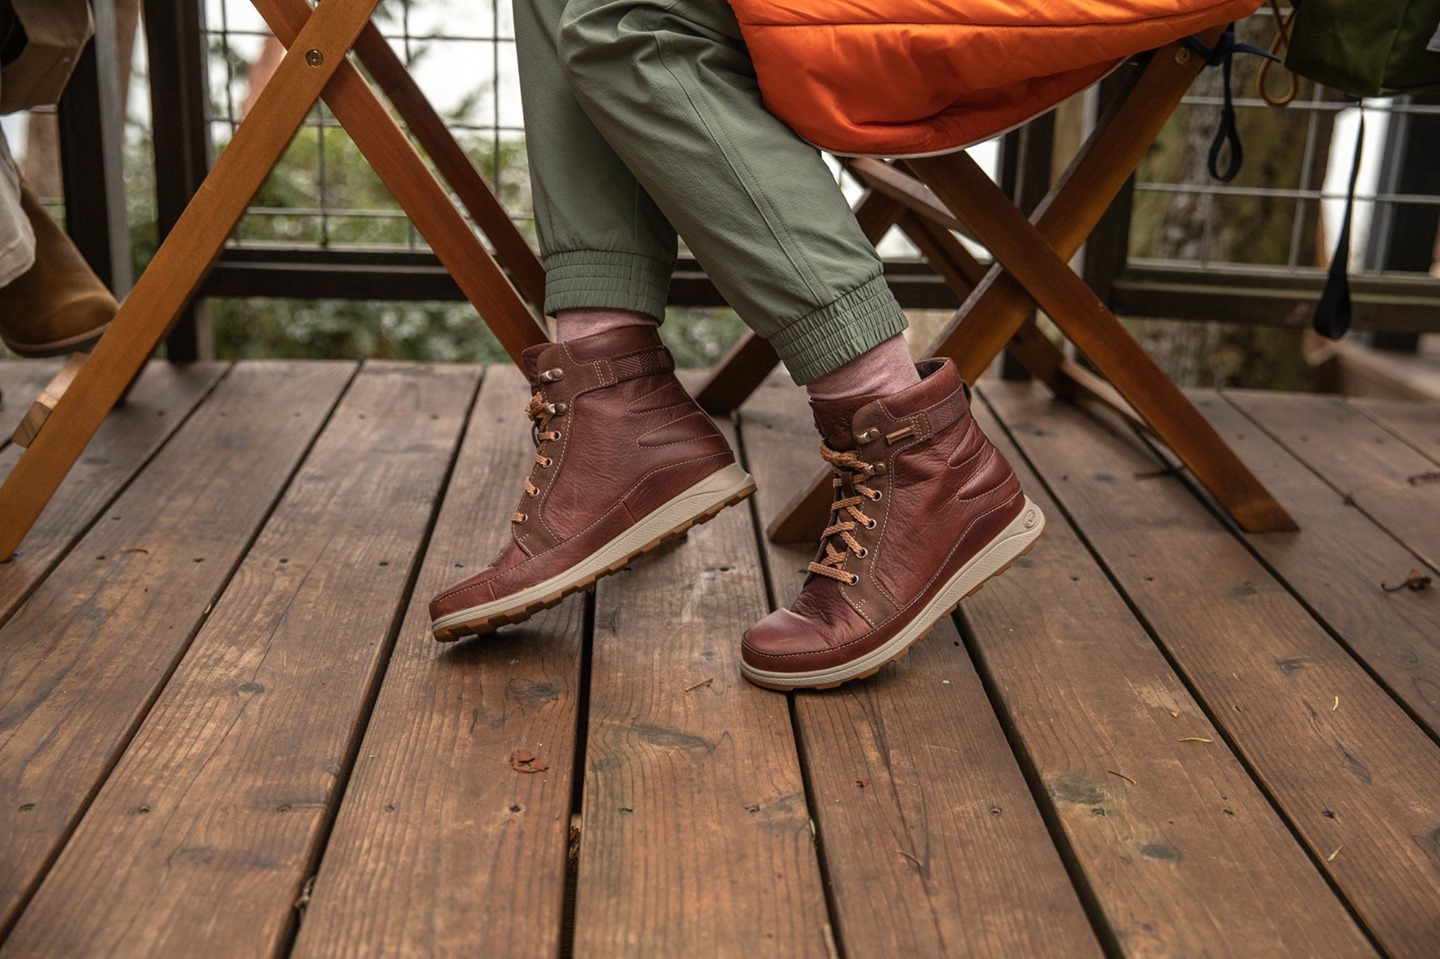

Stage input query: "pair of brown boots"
[
  {"left": 0, "top": 183, "right": 116, "bottom": 357},
  {"left": 428, "top": 325, "right": 1044, "bottom": 690}
]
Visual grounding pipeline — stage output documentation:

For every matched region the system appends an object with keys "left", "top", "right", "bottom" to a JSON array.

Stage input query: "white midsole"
[
  {"left": 432, "top": 462, "right": 755, "bottom": 635},
  {"left": 742, "top": 496, "right": 1046, "bottom": 688}
]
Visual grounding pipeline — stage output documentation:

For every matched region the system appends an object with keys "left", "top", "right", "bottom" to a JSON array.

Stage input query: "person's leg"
[
  {"left": 427, "top": 0, "right": 754, "bottom": 642},
  {"left": 512, "top": 0, "right": 676, "bottom": 326},
  {"left": 555, "top": 0, "right": 909, "bottom": 385},
  {"left": 550, "top": 0, "right": 1042, "bottom": 687}
]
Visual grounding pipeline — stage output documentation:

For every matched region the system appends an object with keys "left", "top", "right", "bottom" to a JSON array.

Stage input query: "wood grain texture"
[
  {"left": 1351, "top": 396, "right": 1440, "bottom": 465},
  {"left": 3, "top": 363, "right": 476, "bottom": 958},
  {"left": 574, "top": 412, "right": 828, "bottom": 957},
  {"left": 739, "top": 373, "right": 1099, "bottom": 958},
  {"left": 1227, "top": 391, "right": 1439, "bottom": 571},
  {"left": 985, "top": 382, "right": 1440, "bottom": 959},
  {"left": 0, "top": 0, "right": 380, "bottom": 561},
  {"left": 969, "top": 394, "right": 1376, "bottom": 957},
  {"left": 9, "top": 356, "right": 83, "bottom": 448},
  {"left": 0, "top": 362, "right": 225, "bottom": 624},
  {"left": 1188, "top": 393, "right": 1440, "bottom": 739},
  {"left": 0, "top": 361, "right": 65, "bottom": 444},
  {"left": 291, "top": 364, "right": 585, "bottom": 959},
  {"left": 0, "top": 362, "right": 354, "bottom": 938}
]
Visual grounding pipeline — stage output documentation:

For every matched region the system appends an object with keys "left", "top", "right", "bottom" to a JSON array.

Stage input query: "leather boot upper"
[
  {"left": 429, "top": 325, "right": 735, "bottom": 621},
  {"left": 744, "top": 359, "right": 1025, "bottom": 672}
]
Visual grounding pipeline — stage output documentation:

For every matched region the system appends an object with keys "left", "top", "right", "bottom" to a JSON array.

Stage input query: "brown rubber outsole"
[
  {"left": 744, "top": 535, "right": 1042, "bottom": 691},
  {"left": 432, "top": 483, "right": 756, "bottom": 643}
]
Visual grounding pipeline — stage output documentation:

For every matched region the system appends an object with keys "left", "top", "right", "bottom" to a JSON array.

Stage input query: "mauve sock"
[
  {"left": 805, "top": 334, "right": 919, "bottom": 401},
  {"left": 555, "top": 308, "right": 659, "bottom": 342}
]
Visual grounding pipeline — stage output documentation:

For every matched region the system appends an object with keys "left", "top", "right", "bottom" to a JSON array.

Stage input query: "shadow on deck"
[{"left": 0, "top": 359, "right": 1437, "bottom": 957}]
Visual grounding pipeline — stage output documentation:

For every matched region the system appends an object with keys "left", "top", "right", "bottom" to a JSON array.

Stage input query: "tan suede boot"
[
  {"left": 743, "top": 359, "right": 1044, "bottom": 689},
  {"left": 0, "top": 184, "right": 116, "bottom": 357}
]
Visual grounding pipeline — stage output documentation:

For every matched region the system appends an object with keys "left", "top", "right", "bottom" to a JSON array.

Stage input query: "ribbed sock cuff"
[
  {"left": 768, "top": 274, "right": 909, "bottom": 384},
  {"left": 543, "top": 250, "right": 673, "bottom": 321}
]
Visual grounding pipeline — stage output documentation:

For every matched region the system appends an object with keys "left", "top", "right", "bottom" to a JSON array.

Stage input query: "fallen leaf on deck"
[
  {"left": 510, "top": 749, "right": 549, "bottom": 774},
  {"left": 856, "top": 778, "right": 870, "bottom": 788},
  {"left": 1381, "top": 570, "right": 1432, "bottom": 593}
]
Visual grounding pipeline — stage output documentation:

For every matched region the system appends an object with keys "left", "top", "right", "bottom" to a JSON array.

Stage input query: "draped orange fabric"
[{"left": 728, "top": 0, "right": 1263, "bottom": 156}]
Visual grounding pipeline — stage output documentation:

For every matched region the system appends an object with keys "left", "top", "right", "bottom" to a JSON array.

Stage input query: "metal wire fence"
[{"left": 196, "top": 2, "right": 1437, "bottom": 280}]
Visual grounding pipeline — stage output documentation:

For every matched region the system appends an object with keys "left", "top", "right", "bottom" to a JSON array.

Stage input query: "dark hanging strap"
[
  {"left": 1314, "top": 112, "right": 1365, "bottom": 340},
  {"left": 1184, "top": 27, "right": 1281, "bottom": 182}
]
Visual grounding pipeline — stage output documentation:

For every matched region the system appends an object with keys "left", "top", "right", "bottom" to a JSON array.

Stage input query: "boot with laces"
[
  {"left": 742, "top": 358, "right": 1044, "bottom": 689},
  {"left": 430, "top": 325, "right": 755, "bottom": 641}
]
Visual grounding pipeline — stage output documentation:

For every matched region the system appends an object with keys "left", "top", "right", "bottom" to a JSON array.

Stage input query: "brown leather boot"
[
  {"left": 430, "top": 325, "right": 755, "bottom": 641},
  {"left": 0, "top": 184, "right": 116, "bottom": 357},
  {"left": 742, "top": 359, "right": 1044, "bottom": 689}
]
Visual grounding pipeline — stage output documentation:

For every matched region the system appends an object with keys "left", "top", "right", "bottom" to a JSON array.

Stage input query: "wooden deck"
[{"left": 1, "top": 358, "right": 1438, "bottom": 958}]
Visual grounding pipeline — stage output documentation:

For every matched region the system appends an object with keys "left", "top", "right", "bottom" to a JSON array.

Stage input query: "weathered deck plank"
[
  {"left": 1188, "top": 393, "right": 1440, "bottom": 739},
  {"left": 0, "top": 362, "right": 355, "bottom": 939},
  {"left": 291, "top": 364, "right": 587, "bottom": 959},
  {"left": 738, "top": 374, "right": 1101, "bottom": 958},
  {"left": 573, "top": 412, "right": 829, "bottom": 956},
  {"left": 3, "top": 363, "right": 477, "bottom": 958},
  {"left": 0, "top": 362, "right": 226, "bottom": 624},
  {"left": 1351, "top": 396, "right": 1440, "bottom": 464},
  {"left": 969, "top": 397, "right": 1377, "bottom": 957},
  {"left": 0, "top": 361, "right": 64, "bottom": 446},
  {"left": 1228, "top": 391, "right": 1439, "bottom": 572},
  {"left": 1, "top": 358, "right": 1438, "bottom": 957},
  {"left": 985, "top": 382, "right": 1440, "bottom": 959}
]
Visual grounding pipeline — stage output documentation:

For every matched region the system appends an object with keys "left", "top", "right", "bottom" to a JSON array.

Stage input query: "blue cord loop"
[{"left": 1183, "top": 26, "right": 1281, "bottom": 182}]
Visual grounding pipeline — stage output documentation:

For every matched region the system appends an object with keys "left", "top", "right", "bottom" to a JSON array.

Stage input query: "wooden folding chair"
[
  {"left": 0, "top": 0, "right": 550, "bottom": 560},
  {"left": 695, "top": 30, "right": 1298, "bottom": 539}
]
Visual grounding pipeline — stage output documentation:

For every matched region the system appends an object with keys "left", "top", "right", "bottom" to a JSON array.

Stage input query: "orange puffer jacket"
[{"left": 728, "top": 0, "right": 1262, "bottom": 157}]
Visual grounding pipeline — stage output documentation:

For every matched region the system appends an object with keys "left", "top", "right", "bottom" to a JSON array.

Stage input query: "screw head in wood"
[{"left": 306, "top": 49, "right": 325, "bottom": 67}]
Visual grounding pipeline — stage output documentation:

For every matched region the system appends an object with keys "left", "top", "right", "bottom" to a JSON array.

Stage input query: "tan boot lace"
[
  {"left": 808, "top": 442, "right": 885, "bottom": 585},
  {"left": 514, "top": 389, "right": 566, "bottom": 523}
]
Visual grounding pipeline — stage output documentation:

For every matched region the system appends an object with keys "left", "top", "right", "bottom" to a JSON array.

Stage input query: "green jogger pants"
[{"left": 513, "top": 0, "right": 909, "bottom": 383}]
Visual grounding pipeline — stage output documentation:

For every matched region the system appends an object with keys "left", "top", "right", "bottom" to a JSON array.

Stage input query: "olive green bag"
[{"left": 1284, "top": 0, "right": 1440, "bottom": 96}]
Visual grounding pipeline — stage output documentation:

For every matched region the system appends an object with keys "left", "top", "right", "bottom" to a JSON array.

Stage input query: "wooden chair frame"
[
  {"left": 696, "top": 33, "right": 1298, "bottom": 540},
  {"left": 0, "top": 0, "right": 550, "bottom": 560}
]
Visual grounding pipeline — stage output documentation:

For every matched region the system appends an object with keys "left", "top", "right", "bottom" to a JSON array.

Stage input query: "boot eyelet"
[
  {"left": 857, "top": 428, "right": 880, "bottom": 443},
  {"left": 551, "top": 430, "right": 562, "bottom": 440},
  {"left": 868, "top": 490, "right": 882, "bottom": 502},
  {"left": 857, "top": 548, "right": 869, "bottom": 558},
  {"left": 864, "top": 519, "right": 877, "bottom": 530},
  {"left": 540, "top": 456, "right": 554, "bottom": 468},
  {"left": 846, "top": 573, "right": 860, "bottom": 585},
  {"left": 552, "top": 403, "right": 568, "bottom": 414},
  {"left": 514, "top": 513, "right": 527, "bottom": 523},
  {"left": 539, "top": 368, "right": 565, "bottom": 383}
]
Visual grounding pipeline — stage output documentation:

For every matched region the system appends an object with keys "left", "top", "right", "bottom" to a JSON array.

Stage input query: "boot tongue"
[{"left": 808, "top": 393, "right": 883, "bottom": 450}]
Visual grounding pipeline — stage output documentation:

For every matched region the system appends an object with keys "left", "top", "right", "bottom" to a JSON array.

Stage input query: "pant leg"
[
  {"left": 552, "top": 0, "right": 907, "bottom": 382},
  {"left": 514, "top": 0, "right": 677, "bottom": 320}
]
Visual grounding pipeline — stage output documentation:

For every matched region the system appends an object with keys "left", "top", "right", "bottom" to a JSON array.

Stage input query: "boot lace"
[
  {"left": 513, "top": 389, "right": 566, "bottom": 523},
  {"left": 808, "top": 442, "right": 885, "bottom": 585}
]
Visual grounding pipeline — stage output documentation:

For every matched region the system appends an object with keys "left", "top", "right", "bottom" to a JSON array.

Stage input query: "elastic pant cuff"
[
  {"left": 543, "top": 250, "right": 673, "bottom": 321},
  {"left": 768, "top": 275, "right": 909, "bottom": 384}
]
